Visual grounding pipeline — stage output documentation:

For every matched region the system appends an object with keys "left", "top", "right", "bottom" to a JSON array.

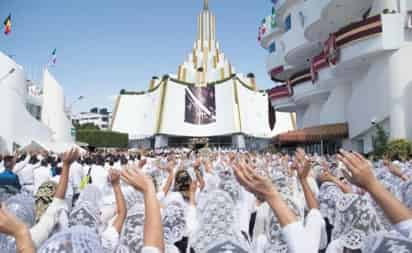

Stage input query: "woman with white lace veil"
[
  {"left": 191, "top": 189, "right": 250, "bottom": 253},
  {"left": 325, "top": 193, "right": 385, "bottom": 253},
  {"left": 337, "top": 150, "right": 412, "bottom": 249},
  {"left": 0, "top": 193, "right": 36, "bottom": 253}
]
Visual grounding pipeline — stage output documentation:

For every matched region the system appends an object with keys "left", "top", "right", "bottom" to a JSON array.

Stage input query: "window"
[
  {"left": 284, "top": 14, "right": 292, "bottom": 31},
  {"left": 299, "top": 11, "right": 305, "bottom": 27},
  {"left": 269, "top": 42, "right": 276, "bottom": 53}
]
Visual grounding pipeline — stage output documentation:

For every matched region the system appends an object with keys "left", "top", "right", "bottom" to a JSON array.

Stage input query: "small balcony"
[
  {"left": 268, "top": 84, "right": 296, "bottom": 112},
  {"left": 303, "top": 0, "right": 374, "bottom": 42}
]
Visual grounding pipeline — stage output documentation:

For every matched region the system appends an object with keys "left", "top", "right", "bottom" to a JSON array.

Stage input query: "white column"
[
  {"left": 232, "top": 134, "right": 246, "bottom": 149},
  {"left": 388, "top": 45, "right": 412, "bottom": 140},
  {"left": 154, "top": 135, "right": 168, "bottom": 149}
]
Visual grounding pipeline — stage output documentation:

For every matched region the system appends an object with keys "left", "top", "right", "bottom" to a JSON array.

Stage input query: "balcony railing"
[
  {"left": 267, "top": 14, "right": 384, "bottom": 99},
  {"left": 268, "top": 84, "right": 293, "bottom": 100}
]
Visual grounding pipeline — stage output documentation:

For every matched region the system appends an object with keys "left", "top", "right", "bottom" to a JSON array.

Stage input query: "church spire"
[{"left": 197, "top": 0, "right": 216, "bottom": 42}]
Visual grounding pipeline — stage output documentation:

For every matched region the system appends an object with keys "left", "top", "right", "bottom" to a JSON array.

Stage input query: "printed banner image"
[{"left": 185, "top": 85, "right": 216, "bottom": 125}]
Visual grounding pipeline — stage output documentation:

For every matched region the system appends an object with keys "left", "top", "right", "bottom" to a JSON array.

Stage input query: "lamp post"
[
  {"left": 0, "top": 68, "right": 16, "bottom": 84},
  {"left": 66, "top": 96, "right": 85, "bottom": 120}
]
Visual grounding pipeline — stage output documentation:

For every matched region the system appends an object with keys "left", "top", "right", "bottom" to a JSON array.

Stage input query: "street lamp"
[
  {"left": 66, "top": 96, "right": 85, "bottom": 120},
  {"left": 0, "top": 68, "right": 16, "bottom": 84}
]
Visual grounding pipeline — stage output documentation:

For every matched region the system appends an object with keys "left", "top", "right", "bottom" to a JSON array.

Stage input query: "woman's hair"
[{"left": 174, "top": 170, "right": 192, "bottom": 200}]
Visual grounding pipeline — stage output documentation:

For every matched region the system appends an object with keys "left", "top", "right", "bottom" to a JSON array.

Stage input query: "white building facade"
[
  {"left": 0, "top": 52, "right": 74, "bottom": 153},
  {"left": 72, "top": 108, "right": 112, "bottom": 130},
  {"left": 260, "top": 0, "right": 412, "bottom": 153}
]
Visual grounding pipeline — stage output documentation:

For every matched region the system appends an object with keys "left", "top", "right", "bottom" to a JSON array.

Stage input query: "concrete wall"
[
  {"left": 346, "top": 53, "right": 391, "bottom": 139},
  {"left": 319, "top": 83, "right": 350, "bottom": 125},
  {"left": 302, "top": 102, "right": 323, "bottom": 128},
  {"left": 387, "top": 44, "right": 412, "bottom": 140}
]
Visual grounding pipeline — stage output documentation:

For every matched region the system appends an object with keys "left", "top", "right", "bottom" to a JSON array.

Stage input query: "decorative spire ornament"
[{"left": 204, "top": 0, "right": 209, "bottom": 10}]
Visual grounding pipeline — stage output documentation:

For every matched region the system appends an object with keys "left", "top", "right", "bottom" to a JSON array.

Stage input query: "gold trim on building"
[
  {"left": 232, "top": 79, "right": 242, "bottom": 132},
  {"left": 110, "top": 95, "right": 121, "bottom": 130},
  {"left": 291, "top": 112, "right": 297, "bottom": 130},
  {"left": 177, "top": 65, "right": 182, "bottom": 80},
  {"left": 182, "top": 68, "right": 187, "bottom": 82},
  {"left": 155, "top": 80, "right": 168, "bottom": 134}
]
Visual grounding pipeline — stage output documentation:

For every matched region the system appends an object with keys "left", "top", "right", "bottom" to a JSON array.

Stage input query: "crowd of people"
[{"left": 0, "top": 146, "right": 412, "bottom": 253}]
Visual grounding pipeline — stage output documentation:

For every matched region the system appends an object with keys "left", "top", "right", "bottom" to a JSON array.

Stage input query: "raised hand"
[
  {"left": 108, "top": 169, "right": 121, "bottom": 186},
  {"left": 233, "top": 162, "right": 277, "bottom": 201},
  {"left": 138, "top": 158, "right": 147, "bottom": 169},
  {"left": 337, "top": 149, "right": 377, "bottom": 190},
  {"left": 0, "top": 203, "right": 27, "bottom": 237},
  {"left": 121, "top": 168, "right": 154, "bottom": 194},
  {"left": 295, "top": 148, "right": 311, "bottom": 180},
  {"left": 318, "top": 170, "right": 336, "bottom": 183},
  {"left": 62, "top": 148, "right": 79, "bottom": 166},
  {"left": 166, "top": 160, "right": 175, "bottom": 174}
]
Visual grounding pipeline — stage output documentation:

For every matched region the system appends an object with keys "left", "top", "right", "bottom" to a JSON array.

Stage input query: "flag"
[
  {"left": 3, "top": 14, "right": 11, "bottom": 35},
  {"left": 49, "top": 48, "right": 57, "bottom": 66}
]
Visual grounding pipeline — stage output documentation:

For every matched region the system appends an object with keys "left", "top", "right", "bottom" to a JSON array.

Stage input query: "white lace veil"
[
  {"left": 362, "top": 232, "right": 412, "bottom": 253},
  {"left": 319, "top": 182, "right": 343, "bottom": 226},
  {"left": 162, "top": 200, "right": 186, "bottom": 244},
  {"left": 0, "top": 193, "right": 36, "bottom": 253},
  {"left": 333, "top": 194, "right": 384, "bottom": 249},
  {"left": 401, "top": 179, "right": 412, "bottom": 210},
  {"left": 263, "top": 197, "right": 303, "bottom": 253},
  {"left": 192, "top": 189, "right": 250, "bottom": 253},
  {"left": 116, "top": 203, "right": 145, "bottom": 253},
  {"left": 38, "top": 225, "right": 103, "bottom": 253}
]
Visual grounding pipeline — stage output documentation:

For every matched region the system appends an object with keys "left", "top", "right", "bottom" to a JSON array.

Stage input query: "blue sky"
[{"left": 0, "top": 0, "right": 273, "bottom": 113}]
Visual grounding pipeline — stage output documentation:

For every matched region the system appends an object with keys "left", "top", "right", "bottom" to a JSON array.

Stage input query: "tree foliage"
[
  {"left": 385, "top": 139, "right": 412, "bottom": 161},
  {"left": 75, "top": 123, "right": 100, "bottom": 130},
  {"left": 372, "top": 123, "right": 389, "bottom": 158},
  {"left": 76, "top": 130, "right": 128, "bottom": 148}
]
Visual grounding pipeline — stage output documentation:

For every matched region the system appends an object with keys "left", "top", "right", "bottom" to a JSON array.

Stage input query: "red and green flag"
[{"left": 4, "top": 14, "right": 11, "bottom": 35}]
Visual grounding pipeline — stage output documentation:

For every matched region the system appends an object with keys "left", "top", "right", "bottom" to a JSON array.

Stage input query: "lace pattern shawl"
[
  {"left": 192, "top": 190, "right": 249, "bottom": 253},
  {"left": 162, "top": 201, "right": 186, "bottom": 244},
  {"left": 38, "top": 225, "right": 103, "bottom": 253},
  {"left": 333, "top": 194, "right": 384, "bottom": 249},
  {"left": 116, "top": 204, "right": 145, "bottom": 253},
  {"left": 362, "top": 232, "right": 412, "bottom": 253}
]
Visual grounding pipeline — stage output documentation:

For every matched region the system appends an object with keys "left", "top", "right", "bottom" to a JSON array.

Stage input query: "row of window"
[{"left": 266, "top": 10, "right": 291, "bottom": 53}]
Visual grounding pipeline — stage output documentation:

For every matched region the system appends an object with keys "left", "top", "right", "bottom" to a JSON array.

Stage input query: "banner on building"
[{"left": 185, "top": 86, "right": 216, "bottom": 125}]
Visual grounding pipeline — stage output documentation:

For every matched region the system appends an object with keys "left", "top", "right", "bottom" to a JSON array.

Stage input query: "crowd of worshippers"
[{"left": 1, "top": 147, "right": 412, "bottom": 253}]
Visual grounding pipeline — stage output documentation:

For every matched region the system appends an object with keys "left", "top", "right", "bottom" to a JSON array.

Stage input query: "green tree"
[
  {"left": 372, "top": 123, "right": 389, "bottom": 158},
  {"left": 75, "top": 123, "right": 100, "bottom": 130},
  {"left": 76, "top": 130, "right": 128, "bottom": 148},
  {"left": 386, "top": 139, "right": 412, "bottom": 161}
]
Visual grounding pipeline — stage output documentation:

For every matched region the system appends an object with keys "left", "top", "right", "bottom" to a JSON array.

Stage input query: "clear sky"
[{"left": 0, "top": 0, "right": 273, "bottom": 113}]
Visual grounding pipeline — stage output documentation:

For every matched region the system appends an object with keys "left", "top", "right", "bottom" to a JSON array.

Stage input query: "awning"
[{"left": 273, "top": 123, "right": 349, "bottom": 144}]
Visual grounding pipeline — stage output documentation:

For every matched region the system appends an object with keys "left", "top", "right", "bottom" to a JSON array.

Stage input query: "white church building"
[{"left": 111, "top": 1, "right": 295, "bottom": 149}]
